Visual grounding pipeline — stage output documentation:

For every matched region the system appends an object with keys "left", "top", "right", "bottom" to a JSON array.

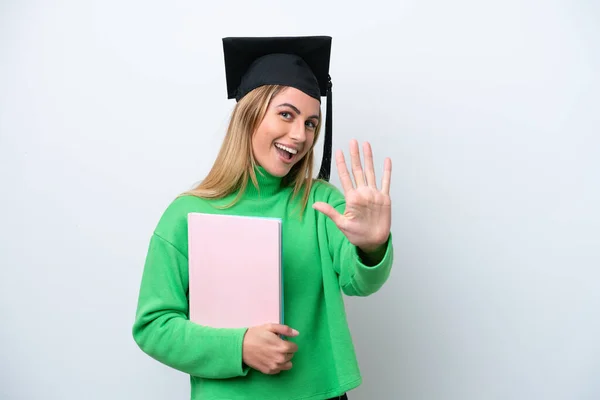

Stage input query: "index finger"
[{"left": 266, "top": 323, "right": 299, "bottom": 337}]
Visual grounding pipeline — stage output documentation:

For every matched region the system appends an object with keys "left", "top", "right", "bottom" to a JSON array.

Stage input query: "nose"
[{"left": 289, "top": 120, "right": 307, "bottom": 143}]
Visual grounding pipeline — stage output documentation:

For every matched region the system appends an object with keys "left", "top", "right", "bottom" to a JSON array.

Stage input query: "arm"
[
  {"left": 313, "top": 140, "right": 394, "bottom": 297},
  {"left": 132, "top": 232, "right": 249, "bottom": 379}
]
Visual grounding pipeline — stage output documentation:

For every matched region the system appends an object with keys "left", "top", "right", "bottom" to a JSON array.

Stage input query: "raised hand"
[
  {"left": 313, "top": 139, "right": 392, "bottom": 254},
  {"left": 242, "top": 323, "right": 299, "bottom": 375}
]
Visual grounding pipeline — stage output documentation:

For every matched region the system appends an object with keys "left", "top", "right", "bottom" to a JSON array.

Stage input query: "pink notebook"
[{"left": 187, "top": 212, "right": 283, "bottom": 329}]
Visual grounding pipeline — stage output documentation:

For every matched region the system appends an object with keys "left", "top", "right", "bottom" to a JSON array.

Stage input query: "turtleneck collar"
[{"left": 244, "top": 165, "right": 284, "bottom": 198}]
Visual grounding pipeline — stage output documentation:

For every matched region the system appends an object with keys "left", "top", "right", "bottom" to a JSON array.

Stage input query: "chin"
[{"left": 265, "top": 164, "right": 291, "bottom": 177}]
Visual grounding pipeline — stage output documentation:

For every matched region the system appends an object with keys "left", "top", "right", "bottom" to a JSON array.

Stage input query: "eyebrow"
[{"left": 277, "top": 103, "right": 319, "bottom": 120}]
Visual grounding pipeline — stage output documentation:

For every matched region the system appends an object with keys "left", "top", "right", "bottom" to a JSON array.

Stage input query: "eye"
[
  {"left": 279, "top": 111, "right": 292, "bottom": 119},
  {"left": 305, "top": 120, "right": 317, "bottom": 129}
]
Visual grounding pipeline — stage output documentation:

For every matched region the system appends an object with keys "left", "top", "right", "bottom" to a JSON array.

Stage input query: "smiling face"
[{"left": 251, "top": 87, "right": 321, "bottom": 177}]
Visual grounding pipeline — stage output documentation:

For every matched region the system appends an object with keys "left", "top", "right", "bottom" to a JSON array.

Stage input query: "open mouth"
[{"left": 275, "top": 143, "right": 298, "bottom": 161}]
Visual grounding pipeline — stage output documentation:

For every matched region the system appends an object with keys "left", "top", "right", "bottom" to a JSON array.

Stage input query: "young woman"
[{"left": 132, "top": 36, "right": 394, "bottom": 400}]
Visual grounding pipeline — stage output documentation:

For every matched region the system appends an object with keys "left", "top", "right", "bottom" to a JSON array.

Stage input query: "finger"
[
  {"left": 350, "top": 139, "right": 365, "bottom": 187},
  {"left": 381, "top": 157, "right": 392, "bottom": 195},
  {"left": 363, "top": 142, "right": 377, "bottom": 188},
  {"left": 335, "top": 149, "right": 354, "bottom": 193},
  {"left": 278, "top": 343, "right": 298, "bottom": 359},
  {"left": 312, "top": 202, "right": 345, "bottom": 228},
  {"left": 284, "top": 341, "right": 299, "bottom": 354},
  {"left": 267, "top": 324, "right": 299, "bottom": 337},
  {"left": 275, "top": 352, "right": 293, "bottom": 365},
  {"left": 280, "top": 361, "right": 293, "bottom": 371},
  {"left": 265, "top": 365, "right": 282, "bottom": 375}
]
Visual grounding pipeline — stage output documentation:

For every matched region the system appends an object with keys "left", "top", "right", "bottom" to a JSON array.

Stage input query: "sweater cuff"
[
  {"left": 353, "top": 233, "right": 394, "bottom": 286},
  {"left": 203, "top": 327, "right": 250, "bottom": 378},
  {"left": 234, "top": 328, "right": 251, "bottom": 377}
]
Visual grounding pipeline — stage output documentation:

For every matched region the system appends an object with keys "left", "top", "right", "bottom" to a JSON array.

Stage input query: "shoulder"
[
  {"left": 153, "top": 194, "right": 211, "bottom": 247},
  {"left": 310, "top": 179, "right": 345, "bottom": 206}
]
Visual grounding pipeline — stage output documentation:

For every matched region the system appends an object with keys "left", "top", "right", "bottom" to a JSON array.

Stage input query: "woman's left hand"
[{"left": 313, "top": 139, "right": 392, "bottom": 254}]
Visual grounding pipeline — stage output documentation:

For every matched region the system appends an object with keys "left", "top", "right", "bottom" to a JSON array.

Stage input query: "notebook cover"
[{"left": 187, "top": 212, "right": 282, "bottom": 328}]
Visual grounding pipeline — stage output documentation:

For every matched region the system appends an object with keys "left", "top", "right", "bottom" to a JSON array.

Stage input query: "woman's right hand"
[{"left": 242, "top": 323, "right": 299, "bottom": 375}]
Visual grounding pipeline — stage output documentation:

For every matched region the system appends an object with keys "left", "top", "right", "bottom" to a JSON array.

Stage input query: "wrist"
[{"left": 357, "top": 238, "right": 389, "bottom": 266}]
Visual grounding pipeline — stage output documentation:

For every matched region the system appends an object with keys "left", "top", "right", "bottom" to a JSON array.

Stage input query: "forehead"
[{"left": 271, "top": 87, "right": 321, "bottom": 115}]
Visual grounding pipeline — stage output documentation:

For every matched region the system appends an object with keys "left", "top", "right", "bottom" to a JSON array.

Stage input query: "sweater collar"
[{"left": 244, "top": 165, "right": 284, "bottom": 198}]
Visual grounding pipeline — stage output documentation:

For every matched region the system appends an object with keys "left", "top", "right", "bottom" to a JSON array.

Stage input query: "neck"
[{"left": 244, "top": 165, "right": 284, "bottom": 198}]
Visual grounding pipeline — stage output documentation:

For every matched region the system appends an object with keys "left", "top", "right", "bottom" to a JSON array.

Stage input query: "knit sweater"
[{"left": 132, "top": 167, "right": 394, "bottom": 400}]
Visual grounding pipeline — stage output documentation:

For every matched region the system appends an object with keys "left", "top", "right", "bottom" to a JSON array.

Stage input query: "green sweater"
[{"left": 132, "top": 167, "right": 394, "bottom": 400}]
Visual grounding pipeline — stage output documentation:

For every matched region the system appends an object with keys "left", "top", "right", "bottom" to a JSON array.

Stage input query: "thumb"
[
  {"left": 266, "top": 324, "right": 299, "bottom": 337},
  {"left": 313, "top": 202, "right": 343, "bottom": 226}
]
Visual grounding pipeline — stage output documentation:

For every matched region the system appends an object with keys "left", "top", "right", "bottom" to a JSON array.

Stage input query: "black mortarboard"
[{"left": 222, "top": 36, "right": 333, "bottom": 181}]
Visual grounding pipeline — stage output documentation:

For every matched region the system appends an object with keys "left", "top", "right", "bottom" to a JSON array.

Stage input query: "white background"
[{"left": 1, "top": 1, "right": 599, "bottom": 399}]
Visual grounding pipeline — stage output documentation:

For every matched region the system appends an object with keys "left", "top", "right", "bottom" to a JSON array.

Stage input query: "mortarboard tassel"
[{"left": 317, "top": 75, "right": 333, "bottom": 182}]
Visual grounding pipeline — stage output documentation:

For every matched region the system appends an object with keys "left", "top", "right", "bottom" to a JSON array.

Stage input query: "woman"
[{"left": 132, "top": 36, "right": 394, "bottom": 400}]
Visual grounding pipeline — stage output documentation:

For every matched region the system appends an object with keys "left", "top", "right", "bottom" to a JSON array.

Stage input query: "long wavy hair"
[{"left": 181, "top": 85, "right": 322, "bottom": 214}]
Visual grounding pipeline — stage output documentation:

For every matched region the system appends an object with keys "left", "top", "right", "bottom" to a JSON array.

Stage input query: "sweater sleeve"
[
  {"left": 132, "top": 232, "right": 250, "bottom": 379},
  {"left": 323, "top": 188, "right": 394, "bottom": 297}
]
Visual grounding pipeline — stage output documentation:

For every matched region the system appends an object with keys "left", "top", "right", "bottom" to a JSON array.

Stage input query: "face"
[{"left": 252, "top": 87, "right": 320, "bottom": 177}]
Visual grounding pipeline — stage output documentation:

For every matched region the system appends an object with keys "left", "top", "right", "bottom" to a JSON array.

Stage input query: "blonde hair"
[{"left": 181, "top": 85, "right": 322, "bottom": 214}]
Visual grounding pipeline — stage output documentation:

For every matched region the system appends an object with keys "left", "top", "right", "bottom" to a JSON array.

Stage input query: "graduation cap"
[{"left": 222, "top": 36, "right": 333, "bottom": 181}]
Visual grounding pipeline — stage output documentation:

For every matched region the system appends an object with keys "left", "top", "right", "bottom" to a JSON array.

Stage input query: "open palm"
[{"left": 313, "top": 140, "right": 392, "bottom": 253}]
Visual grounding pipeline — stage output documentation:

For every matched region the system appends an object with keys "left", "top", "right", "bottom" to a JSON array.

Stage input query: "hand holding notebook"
[{"left": 242, "top": 323, "right": 299, "bottom": 374}]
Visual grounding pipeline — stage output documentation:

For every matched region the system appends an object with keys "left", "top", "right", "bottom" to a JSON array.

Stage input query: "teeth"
[{"left": 275, "top": 143, "right": 298, "bottom": 155}]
